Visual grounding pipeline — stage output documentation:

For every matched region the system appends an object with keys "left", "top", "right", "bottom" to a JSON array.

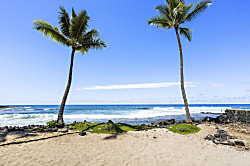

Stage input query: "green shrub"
[
  {"left": 68, "top": 122, "right": 153, "bottom": 134},
  {"left": 168, "top": 123, "right": 200, "bottom": 135},
  {"left": 46, "top": 120, "right": 58, "bottom": 128}
]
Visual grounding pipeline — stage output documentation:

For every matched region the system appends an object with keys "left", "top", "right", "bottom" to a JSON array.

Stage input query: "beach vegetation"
[
  {"left": 69, "top": 122, "right": 152, "bottom": 134},
  {"left": 33, "top": 7, "right": 106, "bottom": 128},
  {"left": 168, "top": 124, "right": 200, "bottom": 134},
  {"left": 46, "top": 120, "right": 58, "bottom": 128},
  {"left": 148, "top": 0, "right": 212, "bottom": 122}
]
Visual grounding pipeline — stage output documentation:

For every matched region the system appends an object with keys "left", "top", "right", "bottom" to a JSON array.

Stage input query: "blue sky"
[{"left": 0, "top": 0, "right": 250, "bottom": 105}]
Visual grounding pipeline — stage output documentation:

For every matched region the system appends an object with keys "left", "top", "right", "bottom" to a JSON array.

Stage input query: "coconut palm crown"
[
  {"left": 148, "top": 0, "right": 212, "bottom": 122},
  {"left": 33, "top": 7, "right": 106, "bottom": 127}
]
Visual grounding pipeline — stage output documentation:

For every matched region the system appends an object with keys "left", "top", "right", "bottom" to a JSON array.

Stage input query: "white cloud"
[
  {"left": 76, "top": 82, "right": 199, "bottom": 90},
  {"left": 211, "top": 83, "right": 224, "bottom": 87}
]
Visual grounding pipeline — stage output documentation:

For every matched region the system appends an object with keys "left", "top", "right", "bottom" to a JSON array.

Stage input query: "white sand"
[{"left": 0, "top": 125, "right": 249, "bottom": 166}]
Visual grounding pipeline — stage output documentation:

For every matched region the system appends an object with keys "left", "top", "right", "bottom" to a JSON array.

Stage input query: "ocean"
[{"left": 0, "top": 104, "right": 249, "bottom": 127}]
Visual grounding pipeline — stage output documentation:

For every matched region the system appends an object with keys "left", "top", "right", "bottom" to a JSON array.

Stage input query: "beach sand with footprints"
[{"left": 0, "top": 124, "right": 249, "bottom": 166}]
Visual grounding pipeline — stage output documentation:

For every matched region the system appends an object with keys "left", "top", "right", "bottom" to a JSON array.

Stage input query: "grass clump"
[
  {"left": 168, "top": 123, "right": 200, "bottom": 135},
  {"left": 46, "top": 120, "right": 58, "bottom": 128},
  {"left": 69, "top": 122, "right": 152, "bottom": 134}
]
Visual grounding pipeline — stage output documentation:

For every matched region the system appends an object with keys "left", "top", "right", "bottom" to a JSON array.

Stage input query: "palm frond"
[
  {"left": 156, "top": 4, "right": 173, "bottom": 22},
  {"left": 71, "top": 8, "right": 77, "bottom": 18},
  {"left": 59, "top": 6, "right": 71, "bottom": 38},
  {"left": 79, "top": 29, "right": 99, "bottom": 43},
  {"left": 169, "top": 0, "right": 181, "bottom": 10},
  {"left": 76, "top": 38, "right": 106, "bottom": 54},
  {"left": 71, "top": 10, "right": 90, "bottom": 41},
  {"left": 148, "top": 16, "right": 172, "bottom": 30},
  {"left": 179, "top": 27, "right": 192, "bottom": 41},
  {"left": 76, "top": 45, "right": 88, "bottom": 54},
  {"left": 184, "top": 0, "right": 212, "bottom": 22},
  {"left": 178, "top": 2, "right": 194, "bottom": 23},
  {"left": 33, "top": 19, "right": 70, "bottom": 46},
  {"left": 173, "top": 2, "right": 185, "bottom": 21}
]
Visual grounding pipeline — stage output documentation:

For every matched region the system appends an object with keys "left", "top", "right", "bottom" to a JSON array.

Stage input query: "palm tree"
[
  {"left": 33, "top": 7, "right": 106, "bottom": 127},
  {"left": 148, "top": 0, "right": 212, "bottom": 122}
]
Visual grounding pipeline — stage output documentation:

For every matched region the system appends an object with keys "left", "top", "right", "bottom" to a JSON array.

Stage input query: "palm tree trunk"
[
  {"left": 57, "top": 48, "right": 76, "bottom": 127},
  {"left": 174, "top": 27, "right": 192, "bottom": 122}
]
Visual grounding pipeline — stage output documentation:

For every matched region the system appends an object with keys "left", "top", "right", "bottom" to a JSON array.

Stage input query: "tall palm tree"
[
  {"left": 33, "top": 7, "right": 106, "bottom": 127},
  {"left": 148, "top": 0, "right": 212, "bottom": 122}
]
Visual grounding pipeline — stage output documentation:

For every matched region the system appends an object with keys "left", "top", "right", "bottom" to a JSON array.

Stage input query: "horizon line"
[{"left": 2, "top": 103, "right": 250, "bottom": 106}]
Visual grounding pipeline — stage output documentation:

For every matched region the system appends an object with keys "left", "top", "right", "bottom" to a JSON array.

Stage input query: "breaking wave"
[{"left": 0, "top": 106, "right": 232, "bottom": 126}]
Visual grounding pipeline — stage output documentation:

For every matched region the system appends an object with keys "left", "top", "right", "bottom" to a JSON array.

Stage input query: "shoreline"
[{"left": 0, "top": 105, "right": 248, "bottom": 127}]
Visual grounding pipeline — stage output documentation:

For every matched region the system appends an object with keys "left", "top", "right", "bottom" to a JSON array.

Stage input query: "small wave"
[
  {"left": 0, "top": 114, "right": 57, "bottom": 119},
  {"left": 43, "top": 108, "right": 57, "bottom": 111},
  {"left": 153, "top": 107, "right": 175, "bottom": 110},
  {"left": 153, "top": 106, "right": 230, "bottom": 114},
  {"left": 0, "top": 108, "right": 13, "bottom": 111},
  {"left": 26, "top": 109, "right": 35, "bottom": 111}
]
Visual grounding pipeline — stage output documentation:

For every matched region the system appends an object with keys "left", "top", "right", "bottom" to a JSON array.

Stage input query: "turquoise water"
[{"left": 0, "top": 104, "right": 249, "bottom": 126}]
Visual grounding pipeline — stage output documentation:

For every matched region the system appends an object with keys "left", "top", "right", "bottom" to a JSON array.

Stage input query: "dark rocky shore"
[
  {"left": 0, "top": 109, "right": 249, "bottom": 132},
  {"left": 151, "top": 109, "right": 250, "bottom": 128},
  {"left": 0, "top": 105, "right": 22, "bottom": 110}
]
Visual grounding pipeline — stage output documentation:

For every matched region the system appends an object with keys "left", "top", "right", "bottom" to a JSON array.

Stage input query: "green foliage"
[
  {"left": 46, "top": 120, "right": 58, "bottom": 128},
  {"left": 167, "top": 124, "right": 200, "bottom": 134},
  {"left": 69, "top": 122, "right": 153, "bottom": 134},
  {"left": 179, "top": 27, "right": 192, "bottom": 41},
  {"left": 33, "top": 20, "right": 69, "bottom": 46},
  {"left": 71, "top": 10, "right": 89, "bottom": 40},
  {"left": 184, "top": 0, "right": 212, "bottom": 22},
  {"left": 148, "top": 0, "right": 212, "bottom": 41},
  {"left": 59, "top": 6, "right": 71, "bottom": 38},
  {"left": 33, "top": 7, "right": 106, "bottom": 54}
]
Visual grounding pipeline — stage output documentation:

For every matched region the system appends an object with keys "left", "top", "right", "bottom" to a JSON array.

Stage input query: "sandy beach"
[{"left": 0, "top": 124, "right": 249, "bottom": 166}]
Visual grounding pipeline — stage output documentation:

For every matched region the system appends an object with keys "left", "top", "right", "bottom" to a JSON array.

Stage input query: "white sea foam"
[
  {"left": 0, "top": 106, "right": 231, "bottom": 126},
  {"left": 153, "top": 106, "right": 230, "bottom": 114},
  {"left": 0, "top": 114, "right": 56, "bottom": 127}
]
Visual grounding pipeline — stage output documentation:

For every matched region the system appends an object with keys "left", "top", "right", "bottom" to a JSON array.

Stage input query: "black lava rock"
[
  {"left": 229, "top": 136, "right": 237, "bottom": 139},
  {"left": 151, "top": 119, "right": 175, "bottom": 127},
  {"left": 199, "top": 117, "right": 213, "bottom": 123},
  {"left": 220, "top": 141, "right": 235, "bottom": 146},
  {"left": 205, "top": 134, "right": 215, "bottom": 141},
  {"left": 234, "top": 141, "right": 245, "bottom": 146},
  {"left": 216, "top": 137, "right": 224, "bottom": 143},
  {"left": 71, "top": 121, "right": 76, "bottom": 126},
  {"left": 217, "top": 129, "right": 228, "bottom": 135},
  {"left": 51, "top": 128, "right": 58, "bottom": 132},
  {"left": 79, "top": 131, "right": 87, "bottom": 136}
]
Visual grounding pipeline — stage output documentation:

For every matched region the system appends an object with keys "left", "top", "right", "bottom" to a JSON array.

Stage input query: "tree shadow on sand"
[
  {"left": 0, "top": 131, "right": 77, "bottom": 147},
  {"left": 0, "top": 123, "right": 151, "bottom": 146},
  {"left": 103, "top": 123, "right": 146, "bottom": 140}
]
